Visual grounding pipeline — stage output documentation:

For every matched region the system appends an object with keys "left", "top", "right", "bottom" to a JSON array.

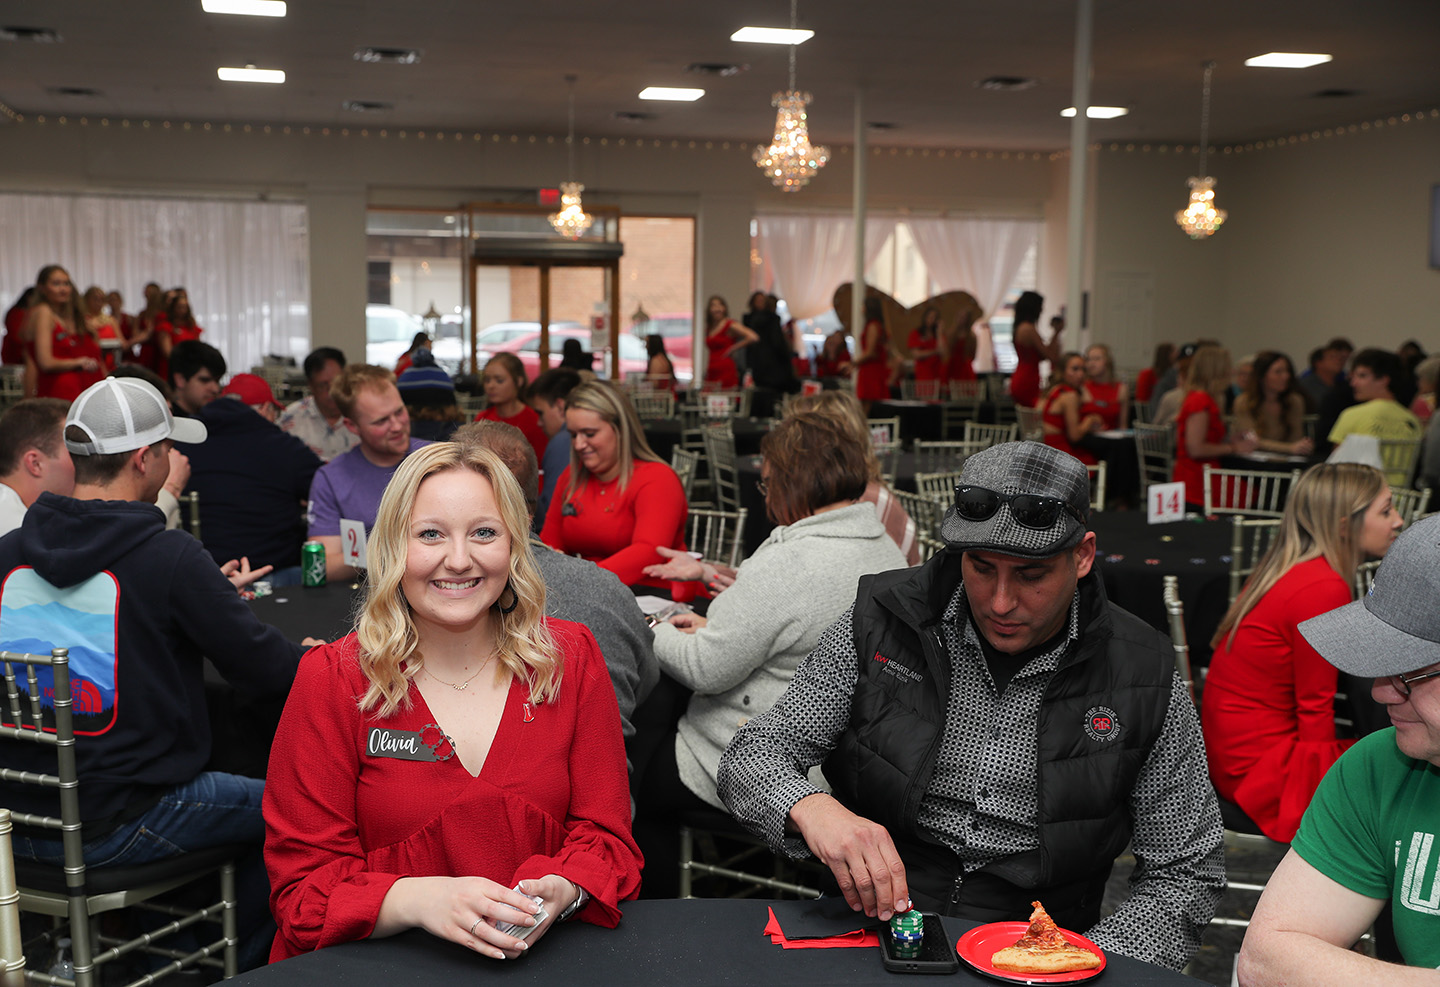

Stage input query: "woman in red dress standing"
[
  {"left": 156, "top": 289, "right": 203, "bottom": 382},
  {"left": 1202, "top": 463, "right": 1401, "bottom": 841},
  {"left": 940, "top": 311, "right": 977, "bottom": 386},
  {"left": 701, "top": 295, "right": 758, "bottom": 389},
  {"left": 854, "top": 296, "right": 892, "bottom": 414},
  {"left": 1008, "top": 291, "right": 1061, "bottom": 408},
  {"left": 907, "top": 307, "right": 943, "bottom": 389},
  {"left": 1081, "top": 343, "right": 1128, "bottom": 431},
  {"left": 128, "top": 282, "right": 164, "bottom": 373},
  {"left": 28, "top": 264, "right": 103, "bottom": 402},
  {"left": 1040, "top": 353, "right": 1102, "bottom": 465}
]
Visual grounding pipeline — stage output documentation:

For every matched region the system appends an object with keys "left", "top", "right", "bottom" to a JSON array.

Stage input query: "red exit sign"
[{"left": 537, "top": 188, "right": 561, "bottom": 207}]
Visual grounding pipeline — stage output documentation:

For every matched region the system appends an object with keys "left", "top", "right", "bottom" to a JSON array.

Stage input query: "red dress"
[
  {"left": 1173, "top": 390, "right": 1224, "bottom": 507},
  {"left": 703, "top": 320, "right": 740, "bottom": 388},
  {"left": 1009, "top": 335, "right": 1042, "bottom": 407},
  {"left": 476, "top": 404, "right": 549, "bottom": 470},
  {"left": 1201, "top": 557, "right": 1356, "bottom": 841},
  {"left": 2, "top": 304, "right": 26, "bottom": 367},
  {"left": 35, "top": 323, "right": 104, "bottom": 402},
  {"left": 944, "top": 337, "right": 976, "bottom": 383},
  {"left": 1134, "top": 367, "right": 1159, "bottom": 405},
  {"left": 1081, "top": 380, "right": 1123, "bottom": 431},
  {"left": 264, "top": 621, "right": 641, "bottom": 960},
  {"left": 540, "top": 460, "right": 689, "bottom": 589},
  {"left": 907, "top": 329, "right": 942, "bottom": 382},
  {"left": 854, "top": 320, "right": 891, "bottom": 402},
  {"left": 1041, "top": 386, "right": 1097, "bottom": 465}
]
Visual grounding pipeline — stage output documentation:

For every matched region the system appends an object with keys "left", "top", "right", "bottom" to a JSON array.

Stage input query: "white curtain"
[
  {"left": 904, "top": 217, "right": 1040, "bottom": 319},
  {"left": 755, "top": 214, "right": 897, "bottom": 321},
  {"left": 0, "top": 193, "right": 310, "bottom": 375}
]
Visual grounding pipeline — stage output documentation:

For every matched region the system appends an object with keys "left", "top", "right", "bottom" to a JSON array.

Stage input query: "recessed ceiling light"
[
  {"left": 218, "top": 65, "right": 285, "bottom": 84},
  {"left": 730, "top": 26, "right": 814, "bottom": 45},
  {"left": 639, "top": 87, "right": 704, "bottom": 101},
  {"left": 201, "top": 0, "right": 286, "bottom": 16},
  {"left": 1061, "top": 106, "right": 1129, "bottom": 119},
  {"left": 1245, "top": 52, "right": 1333, "bottom": 69}
]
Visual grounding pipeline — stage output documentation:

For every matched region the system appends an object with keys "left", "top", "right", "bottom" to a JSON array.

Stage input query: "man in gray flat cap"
[
  {"left": 718, "top": 441, "right": 1223, "bottom": 971},
  {"left": 1239, "top": 515, "right": 1440, "bottom": 983}
]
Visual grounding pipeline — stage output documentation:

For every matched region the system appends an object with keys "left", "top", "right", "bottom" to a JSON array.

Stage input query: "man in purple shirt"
[{"left": 305, "top": 364, "right": 427, "bottom": 579}]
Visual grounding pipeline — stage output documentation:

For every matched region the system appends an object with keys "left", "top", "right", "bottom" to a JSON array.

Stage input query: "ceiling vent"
[
  {"left": 686, "top": 62, "right": 746, "bottom": 77},
  {"left": 977, "top": 75, "right": 1037, "bottom": 91},
  {"left": 868, "top": 121, "right": 899, "bottom": 131},
  {"left": 353, "top": 46, "right": 421, "bottom": 64},
  {"left": 1, "top": 26, "right": 62, "bottom": 42},
  {"left": 50, "top": 86, "right": 100, "bottom": 97},
  {"left": 1313, "top": 88, "right": 1359, "bottom": 98},
  {"left": 342, "top": 99, "right": 393, "bottom": 113},
  {"left": 613, "top": 110, "right": 655, "bottom": 123}
]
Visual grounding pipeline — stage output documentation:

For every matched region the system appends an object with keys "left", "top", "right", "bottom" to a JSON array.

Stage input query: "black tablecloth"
[
  {"left": 1088, "top": 513, "right": 1233, "bottom": 668},
  {"left": 643, "top": 417, "right": 772, "bottom": 463},
  {"left": 226, "top": 898, "right": 1203, "bottom": 986},
  {"left": 249, "top": 580, "right": 366, "bottom": 643}
]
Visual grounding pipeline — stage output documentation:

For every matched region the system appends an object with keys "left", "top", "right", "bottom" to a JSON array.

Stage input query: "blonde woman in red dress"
[
  {"left": 1080, "top": 343, "right": 1128, "bottom": 430},
  {"left": 27, "top": 264, "right": 103, "bottom": 402},
  {"left": 1040, "top": 353, "right": 1103, "bottom": 465}
]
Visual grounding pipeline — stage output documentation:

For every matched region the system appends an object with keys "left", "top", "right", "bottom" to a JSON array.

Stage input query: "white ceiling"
[{"left": 3, "top": 0, "right": 1439, "bottom": 151}]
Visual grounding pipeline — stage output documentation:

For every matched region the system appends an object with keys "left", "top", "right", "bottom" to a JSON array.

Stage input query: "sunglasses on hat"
[{"left": 953, "top": 485, "right": 1084, "bottom": 530}]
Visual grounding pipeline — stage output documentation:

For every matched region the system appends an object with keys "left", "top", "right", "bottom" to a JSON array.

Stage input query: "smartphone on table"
[{"left": 879, "top": 912, "right": 960, "bottom": 974}]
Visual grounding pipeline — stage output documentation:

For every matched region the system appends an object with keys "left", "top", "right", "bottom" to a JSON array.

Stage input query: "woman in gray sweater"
[{"left": 633, "top": 412, "right": 908, "bottom": 895}]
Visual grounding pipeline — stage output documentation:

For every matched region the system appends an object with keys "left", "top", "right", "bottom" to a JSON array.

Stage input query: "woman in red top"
[
  {"left": 2, "top": 287, "right": 35, "bottom": 372},
  {"left": 475, "top": 353, "right": 548, "bottom": 466},
  {"left": 83, "top": 285, "right": 127, "bottom": 373},
  {"left": 394, "top": 331, "right": 431, "bottom": 378},
  {"left": 815, "top": 330, "right": 853, "bottom": 379},
  {"left": 907, "top": 307, "right": 943, "bottom": 386},
  {"left": 1134, "top": 342, "right": 1172, "bottom": 407},
  {"left": 264, "top": 440, "right": 640, "bottom": 962},
  {"left": 1008, "top": 291, "right": 1061, "bottom": 407},
  {"left": 940, "top": 311, "right": 977, "bottom": 384},
  {"left": 28, "top": 264, "right": 103, "bottom": 402},
  {"left": 1040, "top": 353, "right": 1102, "bottom": 465},
  {"left": 701, "top": 295, "right": 758, "bottom": 389},
  {"left": 127, "top": 282, "right": 164, "bottom": 373},
  {"left": 854, "top": 296, "right": 892, "bottom": 413},
  {"left": 1202, "top": 463, "right": 1401, "bottom": 841},
  {"left": 644, "top": 334, "right": 677, "bottom": 393},
  {"left": 156, "top": 289, "right": 203, "bottom": 381},
  {"left": 1081, "top": 343, "right": 1128, "bottom": 431},
  {"left": 1173, "top": 344, "right": 1256, "bottom": 507},
  {"left": 541, "top": 380, "right": 689, "bottom": 589}
]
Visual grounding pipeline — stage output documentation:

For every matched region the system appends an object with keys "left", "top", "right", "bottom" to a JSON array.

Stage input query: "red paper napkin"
[{"left": 763, "top": 907, "right": 881, "bottom": 949}]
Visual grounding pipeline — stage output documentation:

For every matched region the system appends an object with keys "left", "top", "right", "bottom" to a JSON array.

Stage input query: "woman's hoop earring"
[{"left": 498, "top": 582, "right": 519, "bottom": 615}]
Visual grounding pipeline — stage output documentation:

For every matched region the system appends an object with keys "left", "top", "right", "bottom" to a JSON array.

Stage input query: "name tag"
[{"left": 366, "top": 724, "right": 454, "bottom": 761}]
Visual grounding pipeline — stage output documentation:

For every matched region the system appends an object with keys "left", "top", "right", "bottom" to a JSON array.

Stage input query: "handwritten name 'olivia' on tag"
[{"left": 366, "top": 724, "right": 454, "bottom": 762}]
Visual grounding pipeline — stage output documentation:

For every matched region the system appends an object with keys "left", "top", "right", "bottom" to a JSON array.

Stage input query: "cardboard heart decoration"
[{"left": 831, "top": 283, "right": 983, "bottom": 358}]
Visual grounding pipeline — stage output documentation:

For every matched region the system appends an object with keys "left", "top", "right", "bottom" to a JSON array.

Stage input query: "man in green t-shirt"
[{"left": 1237, "top": 515, "right": 1440, "bottom": 983}]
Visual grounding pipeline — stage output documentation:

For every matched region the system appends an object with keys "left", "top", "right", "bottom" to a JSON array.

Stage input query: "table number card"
[
  {"left": 1147, "top": 482, "right": 1186, "bottom": 524},
  {"left": 870, "top": 424, "right": 893, "bottom": 447},
  {"left": 340, "top": 518, "right": 369, "bottom": 569},
  {"left": 801, "top": 380, "right": 823, "bottom": 396},
  {"left": 705, "top": 394, "right": 732, "bottom": 418}
]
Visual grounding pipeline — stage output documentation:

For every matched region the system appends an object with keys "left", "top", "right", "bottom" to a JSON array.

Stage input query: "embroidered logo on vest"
[
  {"left": 1082, "top": 706, "right": 1122, "bottom": 742},
  {"left": 873, "top": 650, "right": 923, "bottom": 684}
]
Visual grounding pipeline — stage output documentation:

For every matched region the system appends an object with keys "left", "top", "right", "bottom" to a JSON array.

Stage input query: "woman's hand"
[
  {"left": 1290, "top": 437, "right": 1314, "bottom": 456},
  {"left": 642, "top": 545, "right": 705, "bottom": 582},
  {"left": 707, "top": 563, "right": 738, "bottom": 594},
  {"left": 378, "top": 875, "right": 546, "bottom": 959},
  {"left": 1233, "top": 432, "right": 1259, "bottom": 456},
  {"left": 163, "top": 447, "right": 191, "bottom": 500},
  {"left": 669, "top": 613, "right": 708, "bottom": 634}
]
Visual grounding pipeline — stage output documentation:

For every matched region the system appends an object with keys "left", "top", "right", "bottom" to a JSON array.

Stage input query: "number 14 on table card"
[{"left": 1147, "top": 482, "right": 1186, "bottom": 524}]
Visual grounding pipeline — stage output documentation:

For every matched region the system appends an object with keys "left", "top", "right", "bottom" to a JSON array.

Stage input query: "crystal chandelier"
[
  {"left": 550, "top": 75, "right": 593, "bottom": 239},
  {"left": 753, "top": 0, "right": 829, "bottom": 192},
  {"left": 1176, "top": 61, "right": 1227, "bottom": 239}
]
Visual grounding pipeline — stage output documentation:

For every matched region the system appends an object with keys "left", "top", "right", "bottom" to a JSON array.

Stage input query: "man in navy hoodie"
[{"left": 0, "top": 376, "right": 310, "bottom": 968}]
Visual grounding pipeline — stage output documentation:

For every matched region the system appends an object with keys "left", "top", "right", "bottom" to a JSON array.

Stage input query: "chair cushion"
[{"left": 15, "top": 843, "right": 246, "bottom": 896}]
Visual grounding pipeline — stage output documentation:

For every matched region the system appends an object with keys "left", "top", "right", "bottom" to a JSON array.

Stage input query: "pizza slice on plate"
[{"left": 989, "top": 901, "right": 1103, "bottom": 974}]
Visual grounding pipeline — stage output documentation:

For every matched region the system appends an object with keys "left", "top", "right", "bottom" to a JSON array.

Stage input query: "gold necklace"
[{"left": 423, "top": 653, "right": 496, "bottom": 692}]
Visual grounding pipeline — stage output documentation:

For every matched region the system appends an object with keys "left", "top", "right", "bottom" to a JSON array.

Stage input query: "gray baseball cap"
[
  {"left": 1299, "top": 515, "right": 1440, "bottom": 677},
  {"left": 939, "top": 440, "right": 1090, "bottom": 559},
  {"left": 65, "top": 377, "right": 207, "bottom": 455}
]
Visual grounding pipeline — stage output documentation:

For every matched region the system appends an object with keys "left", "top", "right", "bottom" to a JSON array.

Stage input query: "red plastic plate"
[{"left": 956, "top": 922, "right": 1107, "bottom": 985}]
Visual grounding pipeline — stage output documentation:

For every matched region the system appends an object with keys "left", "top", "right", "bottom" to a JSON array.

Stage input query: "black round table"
[
  {"left": 1088, "top": 512, "right": 1234, "bottom": 668},
  {"left": 643, "top": 416, "right": 772, "bottom": 463},
  {"left": 1080, "top": 431, "right": 1141, "bottom": 508},
  {"left": 249, "top": 580, "right": 365, "bottom": 643}
]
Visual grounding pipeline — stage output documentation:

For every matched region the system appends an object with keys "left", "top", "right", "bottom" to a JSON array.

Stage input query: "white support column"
[
  {"left": 1065, "top": 0, "right": 1094, "bottom": 334},
  {"left": 852, "top": 88, "right": 867, "bottom": 336}
]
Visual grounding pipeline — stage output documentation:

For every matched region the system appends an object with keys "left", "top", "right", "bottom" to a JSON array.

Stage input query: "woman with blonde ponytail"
[
  {"left": 1201, "top": 463, "right": 1402, "bottom": 841},
  {"left": 264, "top": 441, "right": 640, "bottom": 962}
]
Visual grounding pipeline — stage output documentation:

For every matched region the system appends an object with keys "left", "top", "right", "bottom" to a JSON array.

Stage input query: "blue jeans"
[{"left": 14, "top": 772, "right": 273, "bottom": 969}]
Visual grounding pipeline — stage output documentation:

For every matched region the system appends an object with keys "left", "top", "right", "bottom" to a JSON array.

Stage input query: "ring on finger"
[{"left": 469, "top": 918, "right": 483, "bottom": 937}]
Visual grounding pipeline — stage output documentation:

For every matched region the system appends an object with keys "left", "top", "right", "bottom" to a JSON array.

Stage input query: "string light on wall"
[
  {"left": 1176, "top": 61, "right": 1227, "bottom": 238},
  {"left": 549, "top": 74, "right": 593, "bottom": 239},
  {"left": 752, "top": 0, "right": 829, "bottom": 192}
]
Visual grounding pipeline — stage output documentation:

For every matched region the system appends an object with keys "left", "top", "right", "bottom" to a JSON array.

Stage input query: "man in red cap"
[{"left": 173, "top": 372, "right": 322, "bottom": 584}]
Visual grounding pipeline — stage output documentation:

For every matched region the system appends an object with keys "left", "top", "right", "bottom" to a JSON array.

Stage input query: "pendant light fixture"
[
  {"left": 752, "top": 0, "right": 829, "bottom": 192},
  {"left": 1175, "top": 61, "right": 1227, "bottom": 239},
  {"left": 549, "top": 74, "right": 593, "bottom": 239}
]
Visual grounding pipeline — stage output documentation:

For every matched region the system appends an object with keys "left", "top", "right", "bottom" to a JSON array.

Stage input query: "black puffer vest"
[{"left": 821, "top": 551, "right": 1173, "bottom": 930}]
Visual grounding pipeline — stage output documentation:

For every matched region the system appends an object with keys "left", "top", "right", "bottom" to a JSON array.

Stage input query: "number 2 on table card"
[
  {"left": 1147, "top": 481, "right": 1186, "bottom": 524},
  {"left": 340, "top": 518, "right": 368, "bottom": 568}
]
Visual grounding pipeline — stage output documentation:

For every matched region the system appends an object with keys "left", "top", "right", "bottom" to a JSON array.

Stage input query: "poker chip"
[
  {"left": 1105, "top": 554, "right": 1124, "bottom": 562},
  {"left": 1160, "top": 535, "right": 1174, "bottom": 543},
  {"left": 892, "top": 938, "right": 922, "bottom": 958},
  {"left": 1144, "top": 558, "right": 1161, "bottom": 565},
  {"left": 1220, "top": 555, "right": 1233, "bottom": 563},
  {"left": 1190, "top": 557, "right": 1207, "bottom": 565},
  {"left": 890, "top": 910, "right": 923, "bottom": 940}
]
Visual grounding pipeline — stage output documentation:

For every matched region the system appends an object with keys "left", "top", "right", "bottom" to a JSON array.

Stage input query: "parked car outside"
[
  {"left": 477, "top": 323, "right": 690, "bottom": 384},
  {"left": 365, "top": 304, "right": 465, "bottom": 374}
]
